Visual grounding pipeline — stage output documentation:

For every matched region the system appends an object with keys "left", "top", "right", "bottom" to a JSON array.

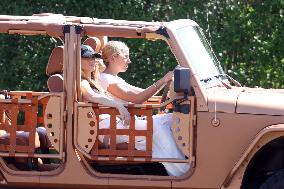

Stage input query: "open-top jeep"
[{"left": 0, "top": 13, "right": 283, "bottom": 189}]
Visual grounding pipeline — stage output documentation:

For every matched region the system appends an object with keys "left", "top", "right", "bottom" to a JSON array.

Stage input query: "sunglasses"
[
  {"left": 81, "top": 47, "right": 102, "bottom": 59},
  {"left": 93, "top": 53, "right": 102, "bottom": 59}
]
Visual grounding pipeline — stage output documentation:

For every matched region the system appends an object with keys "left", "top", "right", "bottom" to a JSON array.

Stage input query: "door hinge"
[
  {"left": 191, "top": 155, "right": 196, "bottom": 168},
  {"left": 63, "top": 110, "right": 67, "bottom": 123},
  {"left": 192, "top": 115, "right": 197, "bottom": 126}
]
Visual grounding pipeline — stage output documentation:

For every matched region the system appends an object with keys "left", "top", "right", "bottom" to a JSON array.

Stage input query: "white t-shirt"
[{"left": 99, "top": 73, "right": 128, "bottom": 103}]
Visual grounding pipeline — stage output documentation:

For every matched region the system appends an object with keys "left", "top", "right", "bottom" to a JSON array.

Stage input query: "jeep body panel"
[
  {"left": 172, "top": 113, "right": 284, "bottom": 188},
  {"left": 207, "top": 87, "right": 242, "bottom": 113},
  {"left": 223, "top": 124, "right": 284, "bottom": 188},
  {"left": 236, "top": 88, "right": 284, "bottom": 115}
]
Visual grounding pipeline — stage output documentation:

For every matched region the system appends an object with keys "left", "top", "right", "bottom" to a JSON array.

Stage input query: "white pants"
[{"left": 99, "top": 113, "right": 190, "bottom": 176}]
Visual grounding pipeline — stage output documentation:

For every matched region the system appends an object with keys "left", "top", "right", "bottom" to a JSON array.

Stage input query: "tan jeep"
[{"left": 0, "top": 13, "right": 283, "bottom": 189}]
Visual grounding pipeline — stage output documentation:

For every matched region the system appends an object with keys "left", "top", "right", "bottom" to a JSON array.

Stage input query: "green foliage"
[
  {"left": 205, "top": 0, "right": 284, "bottom": 88},
  {"left": 0, "top": 0, "right": 283, "bottom": 90}
]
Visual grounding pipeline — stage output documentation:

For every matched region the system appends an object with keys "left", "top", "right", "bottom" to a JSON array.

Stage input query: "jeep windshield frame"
[
  {"left": 177, "top": 25, "right": 225, "bottom": 85},
  {"left": 166, "top": 20, "right": 225, "bottom": 88}
]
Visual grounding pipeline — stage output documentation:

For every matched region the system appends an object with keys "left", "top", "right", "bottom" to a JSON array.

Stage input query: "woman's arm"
[
  {"left": 123, "top": 82, "right": 143, "bottom": 93},
  {"left": 107, "top": 71, "right": 173, "bottom": 104},
  {"left": 81, "top": 80, "right": 130, "bottom": 125}
]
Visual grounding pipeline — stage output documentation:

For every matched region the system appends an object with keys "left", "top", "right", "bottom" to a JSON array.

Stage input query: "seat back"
[
  {"left": 46, "top": 46, "right": 64, "bottom": 92},
  {"left": 46, "top": 46, "right": 63, "bottom": 76},
  {"left": 83, "top": 36, "right": 108, "bottom": 53},
  {"left": 83, "top": 37, "right": 101, "bottom": 52}
]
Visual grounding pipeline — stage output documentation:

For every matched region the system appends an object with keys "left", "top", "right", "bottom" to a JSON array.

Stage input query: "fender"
[{"left": 222, "top": 123, "right": 284, "bottom": 189}]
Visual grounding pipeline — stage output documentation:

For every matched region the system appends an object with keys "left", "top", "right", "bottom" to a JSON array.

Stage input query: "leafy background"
[{"left": 0, "top": 0, "right": 283, "bottom": 90}]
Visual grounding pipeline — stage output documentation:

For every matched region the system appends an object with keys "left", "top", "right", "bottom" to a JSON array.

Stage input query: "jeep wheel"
[{"left": 259, "top": 170, "right": 284, "bottom": 189}]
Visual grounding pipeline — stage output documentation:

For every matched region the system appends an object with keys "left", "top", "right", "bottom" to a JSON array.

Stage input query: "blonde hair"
[
  {"left": 81, "top": 70, "right": 104, "bottom": 92},
  {"left": 102, "top": 41, "right": 129, "bottom": 65}
]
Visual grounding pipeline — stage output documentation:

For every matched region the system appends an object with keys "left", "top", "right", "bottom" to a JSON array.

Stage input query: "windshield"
[{"left": 176, "top": 25, "right": 225, "bottom": 85}]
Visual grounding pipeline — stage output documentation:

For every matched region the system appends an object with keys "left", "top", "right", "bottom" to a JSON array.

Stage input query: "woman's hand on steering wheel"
[{"left": 159, "top": 71, "right": 174, "bottom": 111}]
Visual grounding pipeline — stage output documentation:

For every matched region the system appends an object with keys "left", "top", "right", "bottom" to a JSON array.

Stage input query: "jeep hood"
[
  {"left": 236, "top": 88, "right": 284, "bottom": 115},
  {"left": 207, "top": 87, "right": 284, "bottom": 115}
]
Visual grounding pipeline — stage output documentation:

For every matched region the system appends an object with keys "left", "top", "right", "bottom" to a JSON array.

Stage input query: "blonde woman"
[
  {"left": 99, "top": 41, "right": 189, "bottom": 176},
  {"left": 100, "top": 41, "right": 173, "bottom": 104}
]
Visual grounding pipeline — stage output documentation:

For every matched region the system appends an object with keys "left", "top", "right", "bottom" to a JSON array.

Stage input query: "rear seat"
[{"left": 46, "top": 46, "right": 64, "bottom": 92}]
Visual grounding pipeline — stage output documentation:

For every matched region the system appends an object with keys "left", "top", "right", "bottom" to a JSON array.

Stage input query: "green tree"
[{"left": 0, "top": 0, "right": 283, "bottom": 90}]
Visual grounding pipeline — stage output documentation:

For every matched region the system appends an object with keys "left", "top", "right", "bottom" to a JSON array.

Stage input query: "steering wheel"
[{"left": 160, "top": 80, "right": 172, "bottom": 111}]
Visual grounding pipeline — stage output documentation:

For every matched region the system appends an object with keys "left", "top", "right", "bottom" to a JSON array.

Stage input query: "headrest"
[
  {"left": 83, "top": 37, "right": 102, "bottom": 53},
  {"left": 83, "top": 36, "right": 108, "bottom": 52},
  {"left": 46, "top": 46, "right": 63, "bottom": 76}
]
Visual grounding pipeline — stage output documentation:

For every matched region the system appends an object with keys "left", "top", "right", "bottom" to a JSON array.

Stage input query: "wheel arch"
[{"left": 222, "top": 124, "right": 284, "bottom": 189}]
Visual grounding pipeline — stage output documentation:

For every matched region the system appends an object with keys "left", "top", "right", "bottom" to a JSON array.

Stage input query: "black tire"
[{"left": 259, "top": 170, "right": 284, "bottom": 189}]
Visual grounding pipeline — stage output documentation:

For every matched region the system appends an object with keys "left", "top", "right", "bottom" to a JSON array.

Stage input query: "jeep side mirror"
[
  {"left": 174, "top": 67, "right": 191, "bottom": 94},
  {"left": 173, "top": 67, "right": 191, "bottom": 114}
]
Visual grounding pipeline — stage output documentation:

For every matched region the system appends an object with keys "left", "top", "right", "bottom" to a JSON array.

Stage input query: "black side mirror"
[
  {"left": 174, "top": 67, "right": 191, "bottom": 94},
  {"left": 173, "top": 67, "right": 191, "bottom": 114}
]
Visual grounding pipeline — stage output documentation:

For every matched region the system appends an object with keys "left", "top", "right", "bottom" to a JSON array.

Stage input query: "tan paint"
[
  {"left": 223, "top": 124, "right": 284, "bottom": 188},
  {"left": 172, "top": 110, "right": 191, "bottom": 157},
  {"left": 172, "top": 99, "right": 195, "bottom": 158},
  {"left": 44, "top": 95, "right": 62, "bottom": 152},
  {"left": 172, "top": 113, "right": 284, "bottom": 188},
  {"left": 76, "top": 106, "right": 97, "bottom": 153},
  {"left": 207, "top": 87, "right": 243, "bottom": 113},
  {"left": 8, "top": 29, "right": 47, "bottom": 35},
  {"left": 237, "top": 89, "right": 284, "bottom": 115}
]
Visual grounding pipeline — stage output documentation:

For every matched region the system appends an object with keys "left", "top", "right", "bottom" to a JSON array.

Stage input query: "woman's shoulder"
[
  {"left": 81, "top": 79, "right": 101, "bottom": 94},
  {"left": 100, "top": 73, "right": 118, "bottom": 84},
  {"left": 100, "top": 73, "right": 125, "bottom": 84},
  {"left": 81, "top": 79, "right": 90, "bottom": 87},
  {"left": 100, "top": 73, "right": 115, "bottom": 80}
]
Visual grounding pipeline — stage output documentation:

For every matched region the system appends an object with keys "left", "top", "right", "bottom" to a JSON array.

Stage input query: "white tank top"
[{"left": 99, "top": 73, "right": 128, "bottom": 104}]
